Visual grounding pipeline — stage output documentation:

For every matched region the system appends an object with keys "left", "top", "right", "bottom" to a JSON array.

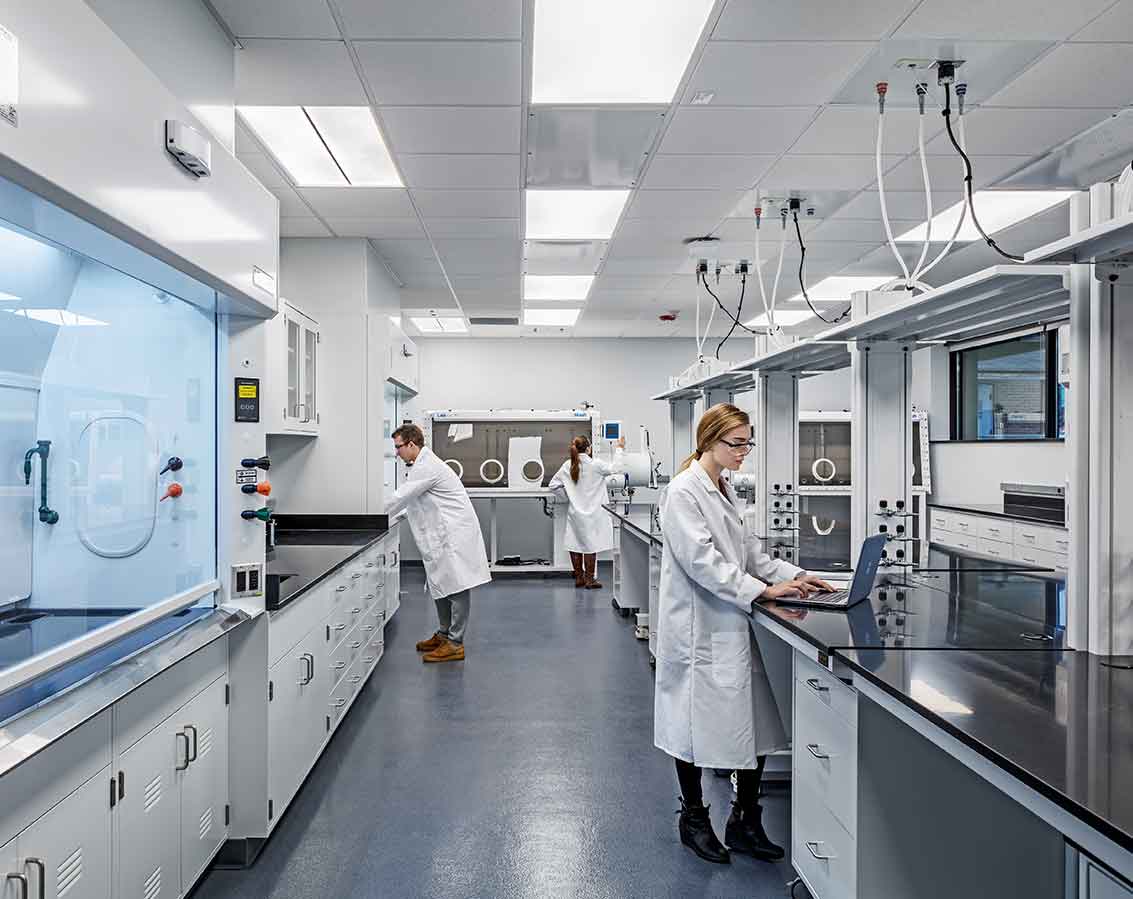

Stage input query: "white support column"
[
  {"left": 667, "top": 397, "right": 696, "bottom": 476},
  {"left": 1087, "top": 182, "right": 1133, "bottom": 654},
  {"left": 850, "top": 341, "right": 913, "bottom": 564},
  {"left": 1066, "top": 192, "right": 1091, "bottom": 650},
  {"left": 754, "top": 372, "right": 800, "bottom": 567}
]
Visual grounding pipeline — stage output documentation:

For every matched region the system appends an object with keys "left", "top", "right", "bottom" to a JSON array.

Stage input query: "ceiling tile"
[
  {"left": 422, "top": 218, "right": 521, "bottom": 238},
  {"left": 1072, "top": 0, "right": 1133, "bottom": 40},
  {"left": 807, "top": 219, "right": 921, "bottom": 243},
  {"left": 235, "top": 40, "right": 367, "bottom": 105},
  {"left": 601, "top": 257, "right": 685, "bottom": 276},
  {"left": 272, "top": 186, "right": 312, "bottom": 217},
  {"left": 373, "top": 239, "right": 437, "bottom": 259},
  {"left": 440, "top": 257, "right": 522, "bottom": 275},
  {"left": 380, "top": 107, "right": 521, "bottom": 154},
  {"left": 643, "top": 155, "right": 777, "bottom": 190},
  {"left": 616, "top": 217, "right": 726, "bottom": 242},
  {"left": 337, "top": 0, "right": 521, "bottom": 38},
  {"left": 593, "top": 274, "right": 672, "bottom": 291},
  {"left": 449, "top": 274, "right": 520, "bottom": 293},
  {"left": 399, "top": 155, "right": 520, "bottom": 189},
  {"left": 685, "top": 42, "right": 873, "bottom": 107},
  {"left": 325, "top": 218, "right": 426, "bottom": 238},
  {"left": 761, "top": 154, "right": 897, "bottom": 192},
  {"left": 882, "top": 154, "right": 1028, "bottom": 191},
  {"left": 714, "top": 0, "right": 915, "bottom": 39},
  {"left": 926, "top": 107, "right": 1119, "bottom": 156},
  {"left": 627, "top": 189, "right": 744, "bottom": 221},
  {"left": 411, "top": 189, "right": 520, "bottom": 218},
  {"left": 435, "top": 239, "right": 522, "bottom": 263},
  {"left": 526, "top": 108, "right": 664, "bottom": 188},
  {"left": 280, "top": 217, "right": 332, "bottom": 238},
  {"left": 791, "top": 106, "right": 928, "bottom": 155},
  {"left": 829, "top": 189, "right": 964, "bottom": 221},
  {"left": 398, "top": 289, "right": 460, "bottom": 310},
  {"left": 298, "top": 187, "right": 416, "bottom": 218},
  {"left": 210, "top": 0, "right": 340, "bottom": 38},
  {"left": 237, "top": 152, "right": 287, "bottom": 190},
  {"left": 660, "top": 107, "right": 818, "bottom": 155},
  {"left": 523, "top": 241, "right": 607, "bottom": 275},
  {"left": 895, "top": 0, "right": 1114, "bottom": 39},
  {"left": 607, "top": 236, "right": 689, "bottom": 259},
  {"left": 355, "top": 41, "right": 521, "bottom": 105},
  {"left": 984, "top": 44, "right": 1133, "bottom": 108}
]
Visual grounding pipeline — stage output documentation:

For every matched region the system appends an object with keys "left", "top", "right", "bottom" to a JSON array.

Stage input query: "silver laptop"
[{"left": 781, "top": 534, "right": 888, "bottom": 610}]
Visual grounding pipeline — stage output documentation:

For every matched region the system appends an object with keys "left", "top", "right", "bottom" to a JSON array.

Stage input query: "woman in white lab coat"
[
  {"left": 654, "top": 403, "right": 832, "bottom": 864},
  {"left": 548, "top": 434, "right": 625, "bottom": 588}
]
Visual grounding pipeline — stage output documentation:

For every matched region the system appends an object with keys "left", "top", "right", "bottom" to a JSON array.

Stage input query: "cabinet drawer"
[
  {"left": 796, "top": 653, "right": 857, "bottom": 730},
  {"left": 329, "top": 636, "right": 353, "bottom": 687},
  {"left": 929, "top": 511, "right": 953, "bottom": 533},
  {"left": 977, "top": 519, "right": 1012, "bottom": 544},
  {"left": 978, "top": 538, "right": 1012, "bottom": 560},
  {"left": 361, "top": 634, "right": 384, "bottom": 670},
  {"left": 1013, "top": 522, "right": 1065, "bottom": 554},
  {"left": 931, "top": 528, "right": 963, "bottom": 549},
  {"left": 1015, "top": 546, "right": 1066, "bottom": 571},
  {"left": 794, "top": 682, "right": 858, "bottom": 836},
  {"left": 793, "top": 780, "right": 857, "bottom": 899},
  {"left": 951, "top": 515, "right": 976, "bottom": 536}
]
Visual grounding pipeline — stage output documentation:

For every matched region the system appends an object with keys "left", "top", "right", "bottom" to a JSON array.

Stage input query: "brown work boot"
[
  {"left": 422, "top": 640, "right": 464, "bottom": 663},
  {"left": 570, "top": 552, "right": 585, "bottom": 587},
  {"left": 415, "top": 632, "right": 446, "bottom": 652},
  {"left": 584, "top": 553, "right": 603, "bottom": 589}
]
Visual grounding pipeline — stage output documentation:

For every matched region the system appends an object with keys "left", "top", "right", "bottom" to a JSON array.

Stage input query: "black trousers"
[{"left": 675, "top": 755, "right": 766, "bottom": 810}]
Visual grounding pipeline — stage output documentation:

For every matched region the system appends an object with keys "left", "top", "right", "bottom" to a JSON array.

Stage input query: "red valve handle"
[{"left": 160, "top": 483, "right": 183, "bottom": 502}]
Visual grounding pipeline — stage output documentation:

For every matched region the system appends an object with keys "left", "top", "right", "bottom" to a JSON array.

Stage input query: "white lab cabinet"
[
  {"left": 268, "top": 300, "right": 321, "bottom": 436},
  {"left": 177, "top": 676, "right": 229, "bottom": 890},
  {"left": 13, "top": 770, "right": 112, "bottom": 899},
  {"left": 388, "top": 324, "right": 419, "bottom": 394},
  {"left": 115, "top": 720, "right": 181, "bottom": 899}
]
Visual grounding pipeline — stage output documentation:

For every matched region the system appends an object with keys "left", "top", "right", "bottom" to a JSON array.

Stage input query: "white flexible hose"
[
  {"left": 754, "top": 211, "right": 787, "bottom": 348},
  {"left": 769, "top": 220, "right": 787, "bottom": 336},
  {"left": 909, "top": 111, "right": 934, "bottom": 282},
  {"left": 916, "top": 114, "right": 969, "bottom": 282},
  {"left": 698, "top": 273, "right": 718, "bottom": 357},
  {"left": 877, "top": 111, "right": 912, "bottom": 286}
]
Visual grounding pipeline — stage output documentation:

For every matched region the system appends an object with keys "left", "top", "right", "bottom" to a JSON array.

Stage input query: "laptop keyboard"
[{"left": 804, "top": 590, "right": 849, "bottom": 605}]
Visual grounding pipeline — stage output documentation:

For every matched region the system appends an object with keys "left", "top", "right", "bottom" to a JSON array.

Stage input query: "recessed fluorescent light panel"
[
  {"left": 411, "top": 316, "right": 467, "bottom": 334},
  {"left": 532, "top": 0, "right": 715, "bottom": 103},
  {"left": 239, "top": 106, "right": 402, "bottom": 187},
  {"left": 784, "top": 275, "right": 893, "bottom": 304},
  {"left": 523, "top": 275, "right": 594, "bottom": 301},
  {"left": 524, "top": 308, "right": 581, "bottom": 326},
  {"left": 896, "top": 191, "right": 1074, "bottom": 243},
  {"left": 3, "top": 308, "right": 107, "bottom": 327},
  {"left": 526, "top": 190, "right": 630, "bottom": 240},
  {"left": 745, "top": 309, "right": 814, "bottom": 328}
]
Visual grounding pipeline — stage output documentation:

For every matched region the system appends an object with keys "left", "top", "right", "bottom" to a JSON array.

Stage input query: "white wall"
[
  {"left": 86, "top": 0, "right": 236, "bottom": 151},
  {"left": 930, "top": 442, "right": 1067, "bottom": 505},
  {"left": 269, "top": 239, "right": 400, "bottom": 514}
]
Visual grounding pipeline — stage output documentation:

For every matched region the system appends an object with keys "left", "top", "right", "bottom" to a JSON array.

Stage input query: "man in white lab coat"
[{"left": 387, "top": 424, "right": 491, "bottom": 662}]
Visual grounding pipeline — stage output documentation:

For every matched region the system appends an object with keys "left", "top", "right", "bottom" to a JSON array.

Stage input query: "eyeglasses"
[
  {"left": 720, "top": 438, "right": 755, "bottom": 451},
  {"left": 393, "top": 442, "right": 407, "bottom": 451}
]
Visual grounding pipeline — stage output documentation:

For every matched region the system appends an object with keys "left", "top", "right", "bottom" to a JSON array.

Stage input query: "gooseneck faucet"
[{"left": 23, "top": 440, "right": 59, "bottom": 525}]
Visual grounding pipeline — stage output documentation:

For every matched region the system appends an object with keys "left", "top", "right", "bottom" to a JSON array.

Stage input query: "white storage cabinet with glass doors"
[{"left": 268, "top": 300, "right": 321, "bottom": 436}]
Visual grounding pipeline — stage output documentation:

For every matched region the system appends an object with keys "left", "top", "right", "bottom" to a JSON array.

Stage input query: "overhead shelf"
[
  {"left": 651, "top": 369, "right": 756, "bottom": 402},
  {"left": 1025, "top": 211, "right": 1133, "bottom": 266}
]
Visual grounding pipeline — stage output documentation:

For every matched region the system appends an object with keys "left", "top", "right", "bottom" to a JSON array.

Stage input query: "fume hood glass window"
[
  {"left": 0, "top": 211, "right": 217, "bottom": 700},
  {"left": 953, "top": 332, "right": 1061, "bottom": 440}
]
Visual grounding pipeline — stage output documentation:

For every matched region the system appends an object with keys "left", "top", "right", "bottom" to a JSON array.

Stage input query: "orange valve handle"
[
  {"left": 240, "top": 481, "right": 272, "bottom": 496},
  {"left": 160, "top": 483, "right": 183, "bottom": 502}
]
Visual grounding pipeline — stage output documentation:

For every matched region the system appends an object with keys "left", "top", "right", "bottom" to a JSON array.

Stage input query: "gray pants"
[{"left": 434, "top": 589, "right": 470, "bottom": 645}]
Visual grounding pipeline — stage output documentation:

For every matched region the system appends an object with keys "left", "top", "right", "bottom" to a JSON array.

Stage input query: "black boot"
[
  {"left": 678, "top": 801, "right": 731, "bottom": 864},
  {"left": 725, "top": 801, "right": 784, "bottom": 861}
]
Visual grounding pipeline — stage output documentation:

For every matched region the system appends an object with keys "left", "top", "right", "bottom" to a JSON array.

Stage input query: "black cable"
[
  {"left": 942, "top": 83, "right": 1024, "bottom": 263},
  {"left": 792, "top": 211, "right": 850, "bottom": 325},
  {"left": 700, "top": 270, "right": 760, "bottom": 337},
  {"left": 715, "top": 273, "right": 747, "bottom": 359}
]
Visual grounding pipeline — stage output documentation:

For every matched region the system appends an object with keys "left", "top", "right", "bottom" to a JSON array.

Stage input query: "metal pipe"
[{"left": 23, "top": 440, "right": 58, "bottom": 524}]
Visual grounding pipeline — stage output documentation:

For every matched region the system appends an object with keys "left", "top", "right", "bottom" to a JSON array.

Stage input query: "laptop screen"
[{"left": 849, "top": 534, "right": 888, "bottom": 600}]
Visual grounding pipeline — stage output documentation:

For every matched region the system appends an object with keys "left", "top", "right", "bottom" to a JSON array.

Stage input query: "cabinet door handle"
[
  {"left": 336, "top": 585, "right": 348, "bottom": 593},
  {"left": 350, "top": 641, "right": 362, "bottom": 649},
  {"left": 185, "top": 725, "right": 198, "bottom": 762},
  {"left": 806, "top": 744, "right": 830, "bottom": 760},
  {"left": 333, "top": 699, "right": 347, "bottom": 708},
  {"left": 351, "top": 607, "right": 362, "bottom": 615},
  {"left": 1021, "top": 632, "right": 1053, "bottom": 643},
  {"left": 175, "top": 732, "right": 191, "bottom": 771},
  {"left": 805, "top": 841, "right": 835, "bottom": 860},
  {"left": 333, "top": 661, "right": 347, "bottom": 670},
  {"left": 351, "top": 573, "right": 363, "bottom": 580},
  {"left": 349, "top": 675, "right": 362, "bottom": 684},
  {"left": 805, "top": 678, "right": 829, "bottom": 694},
  {"left": 25, "top": 859, "right": 45, "bottom": 899},
  {"left": 365, "top": 562, "right": 375, "bottom": 568},
  {"left": 299, "top": 653, "right": 314, "bottom": 685},
  {"left": 363, "top": 625, "right": 375, "bottom": 632},
  {"left": 6, "top": 873, "right": 28, "bottom": 899},
  {"left": 333, "top": 623, "right": 347, "bottom": 631},
  {"left": 363, "top": 656, "right": 375, "bottom": 664},
  {"left": 363, "top": 593, "right": 376, "bottom": 601}
]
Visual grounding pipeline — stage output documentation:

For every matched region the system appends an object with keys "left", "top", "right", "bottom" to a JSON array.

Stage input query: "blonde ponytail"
[{"left": 678, "top": 404, "right": 751, "bottom": 473}]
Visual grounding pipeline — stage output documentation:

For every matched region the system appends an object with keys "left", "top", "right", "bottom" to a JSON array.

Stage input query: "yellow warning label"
[{"left": 238, "top": 384, "right": 258, "bottom": 399}]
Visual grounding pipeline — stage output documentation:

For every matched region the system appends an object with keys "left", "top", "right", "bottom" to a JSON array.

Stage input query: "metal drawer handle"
[
  {"left": 805, "top": 678, "right": 829, "bottom": 694},
  {"left": 25, "top": 859, "right": 45, "bottom": 899},
  {"left": 175, "top": 732, "right": 190, "bottom": 771},
  {"left": 336, "top": 585, "right": 348, "bottom": 593},
  {"left": 365, "top": 562, "right": 375, "bottom": 568},
  {"left": 1021, "top": 632, "right": 1053, "bottom": 643},
  {"left": 351, "top": 607, "right": 362, "bottom": 614},
  {"left": 333, "top": 699, "right": 347, "bottom": 708},
  {"left": 363, "top": 625, "right": 376, "bottom": 632},
  {"left": 6, "top": 873, "right": 28, "bottom": 899},
  {"left": 351, "top": 573, "right": 363, "bottom": 580},
  {"left": 806, "top": 841, "right": 835, "bottom": 860},
  {"left": 333, "top": 661, "right": 347, "bottom": 670},
  {"left": 806, "top": 743, "right": 830, "bottom": 760},
  {"left": 350, "top": 641, "right": 362, "bottom": 649},
  {"left": 363, "top": 656, "right": 375, "bottom": 664},
  {"left": 350, "top": 675, "right": 362, "bottom": 684},
  {"left": 363, "top": 593, "right": 376, "bottom": 600},
  {"left": 333, "top": 623, "right": 347, "bottom": 631}
]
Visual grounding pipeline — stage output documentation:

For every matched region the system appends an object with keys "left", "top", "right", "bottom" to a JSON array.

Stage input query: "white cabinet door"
[
  {"left": 177, "top": 677, "right": 228, "bottom": 892},
  {"left": 302, "top": 323, "right": 319, "bottom": 431},
  {"left": 18, "top": 771, "right": 112, "bottom": 899},
  {"left": 285, "top": 312, "right": 301, "bottom": 427},
  {"left": 116, "top": 721, "right": 181, "bottom": 899},
  {"left": 272, "top": 302, "right": 319, "bottom": 436},
  {"left": 1, "top": 836, "right": 22, "bottom": 899}
]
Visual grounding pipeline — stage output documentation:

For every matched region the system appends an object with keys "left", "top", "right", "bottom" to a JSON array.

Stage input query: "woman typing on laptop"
[{"left": 653, "top": 403, "right": 833, "bottom": 865}]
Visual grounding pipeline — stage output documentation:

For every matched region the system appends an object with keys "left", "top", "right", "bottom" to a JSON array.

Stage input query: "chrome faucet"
[{"left": 23, "top": 440, "right": 59, "bottom": 525}]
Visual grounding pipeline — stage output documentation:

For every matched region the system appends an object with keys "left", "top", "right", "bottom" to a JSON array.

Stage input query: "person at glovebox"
[
  {"left": 654, "top": 403, "right": 833, "bottom": 865},
  {"left": 386, "top": 424, "right": 491, "bottom": 663},
  {"left": 548, "top": 434, "right": 627, "bottom": 589}
]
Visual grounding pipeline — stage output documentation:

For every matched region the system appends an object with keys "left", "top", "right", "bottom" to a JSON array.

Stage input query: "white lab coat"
[
  {"left": 547, "top": 451, "right": 625, "bottom": 553},
  {"left": 653, "top": 460, "right": 802, "bottom": 768},
  {"left": 387, "top": 447, "right": 491, "bottom": 600}
]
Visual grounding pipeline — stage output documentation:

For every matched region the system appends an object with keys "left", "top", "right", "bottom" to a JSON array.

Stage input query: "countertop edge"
[
  {"left": 268, "top": 527, "right": 392, "bottom": 613},
  {"left": 928, "top": 502, "right": 1067, "bottom": 529}
]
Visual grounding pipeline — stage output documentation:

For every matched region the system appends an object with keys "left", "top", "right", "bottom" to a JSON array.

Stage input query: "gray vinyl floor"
[{"left": 191, "top": 565, "right": 806, "bottom": 899}]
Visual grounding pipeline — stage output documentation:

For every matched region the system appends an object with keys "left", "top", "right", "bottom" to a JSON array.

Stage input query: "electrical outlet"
[{"left": 231, "top": 562, "right": 264, "bottom": 598}]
